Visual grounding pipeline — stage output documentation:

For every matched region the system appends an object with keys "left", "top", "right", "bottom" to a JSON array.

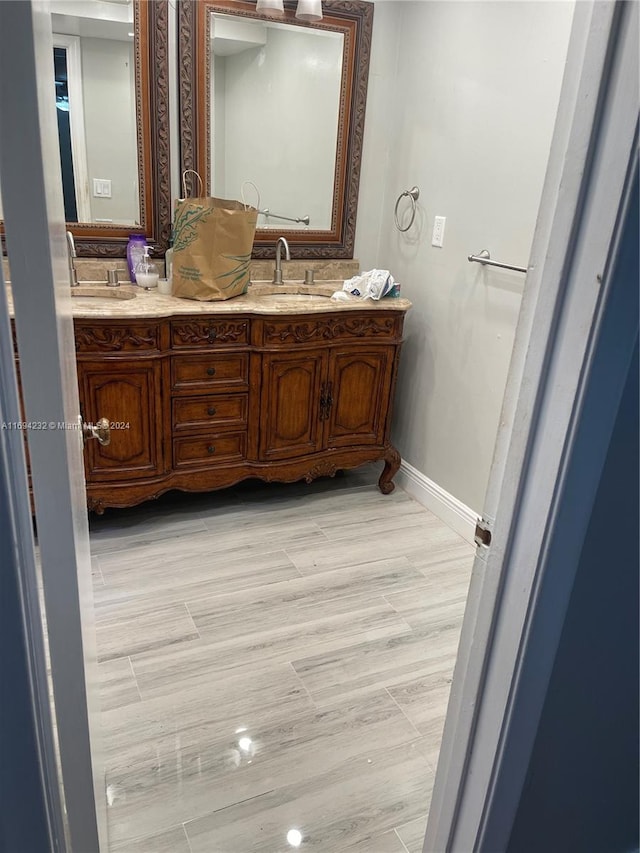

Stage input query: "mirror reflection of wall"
[
  {"left": 210, "top": 14, "right": 343, "bottom": 231},
  {"left": 79, "top": 33, "right": 138, "bottom": 224},
  {"left": 51, "top": 0, "right": 139, "bottom": 226}
]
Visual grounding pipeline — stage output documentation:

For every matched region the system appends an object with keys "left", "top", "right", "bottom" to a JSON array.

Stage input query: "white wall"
[
  {"left": 81, "top": 36, "right": 138, "bottom": 224},
  {"left": 355, "top": 1, "right": 574, "bottom": 512},
  {"left": 216, "top": 26, "right": 342, "bottom": 228},
  {"left": 213, "top": 55, "right": 227, "bottom": 197}
]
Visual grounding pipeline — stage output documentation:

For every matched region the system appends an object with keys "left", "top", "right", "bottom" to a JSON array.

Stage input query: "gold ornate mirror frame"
[{"left": 178, "top": 0, "right": 373, "bottom": 259}]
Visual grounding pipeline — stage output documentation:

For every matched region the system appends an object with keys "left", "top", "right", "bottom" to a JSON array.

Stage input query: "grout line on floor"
[
  {"left": 183, "top": 601, "right": 201, "bottom": 639},
  {"left": 287, "top": 661, "right": 320, "bottom": 709},
  {"left": 384, "top": 687, "right": 423, "bottom": 739},
  {"left": 393, "top": 826, "right": 412, "bottom": 853},
  {"left": 381, "top": 593, "right": 399, "bottom": 612},
  {"left": 281, "top": 549, "right": 306, "bottom": 578},
  {"left": 309, "top": 520, "right": 330, "bottom": 543},
  {"left": 127, "top": 656, "right": 143, "bottom": 703},
  {"left": 181, "top": 822, "right": 193, "bottom": 852}
]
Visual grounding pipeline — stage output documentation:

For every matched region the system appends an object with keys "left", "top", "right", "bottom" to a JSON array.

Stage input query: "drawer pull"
[
  {"left": 206, "top": 327, "right": 217, "bottom": 342},
  {"left": 207, "top": 407, "right": 217, "bottom": 416},
  {"left": 206, "top": 367, "right": 216, "bottom": 377},
  {"left": 207, "top": 445, "right": 216, "bottom": 454}
]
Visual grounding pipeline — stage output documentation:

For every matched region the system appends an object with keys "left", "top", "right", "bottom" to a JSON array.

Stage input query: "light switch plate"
[
  {"left": 93, "top": 178, "right": 112, "bottom": 198},
  {"left": 432, "top": 215, "right": 446, "bottom": 247}
]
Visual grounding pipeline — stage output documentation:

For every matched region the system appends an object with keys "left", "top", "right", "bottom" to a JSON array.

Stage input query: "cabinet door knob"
[
  {"left": 206, "top": 367, "right": 216, "bottom": 376},
  {"left": 207, "top": 407, "right": 216, "bottom": 416},
  {"left": 207, "top": 445, "right": 216, "bottom": 454},
  {"left": 82, "top": 416, "right": 111, "bottom": 446}
]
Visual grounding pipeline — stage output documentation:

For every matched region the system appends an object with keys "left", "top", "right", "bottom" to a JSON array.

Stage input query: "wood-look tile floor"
[{"left": 91, "top": 465, "right": 474, "bottom": 853}]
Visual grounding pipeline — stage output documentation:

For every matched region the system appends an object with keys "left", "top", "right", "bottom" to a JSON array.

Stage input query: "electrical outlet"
[
  {"left": 93, "top": 178, "right": 112, "bottom": 198},
  {"left": 432, "top": 215, "right": 446, "bottom": 247}
]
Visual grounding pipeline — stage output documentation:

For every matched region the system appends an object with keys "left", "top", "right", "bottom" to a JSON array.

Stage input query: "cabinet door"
[
  {"left": 79, "top": 360, "right": 164, "bottom": 480},
  {"left": 325, "top": 348, "right": 395, "bottom": 447},
  {"left": 260, "top": 351, "right": 327, "bottom": 460}
]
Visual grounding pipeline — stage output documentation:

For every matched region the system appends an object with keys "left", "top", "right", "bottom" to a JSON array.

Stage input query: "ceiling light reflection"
[
  {"left": 287, "top": 828, "right": 303, "bottom": 847},
  {"left": 238, "top": 736, "right": 253, "bottom": 752}
]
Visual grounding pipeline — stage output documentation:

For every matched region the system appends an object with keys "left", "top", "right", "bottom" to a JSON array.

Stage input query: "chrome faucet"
[
  {"left": 272, "top": 236, "right": 290, "bottom": 285},
  {"left": 66, "top": 230, "right": 79, "bottom": 287}
]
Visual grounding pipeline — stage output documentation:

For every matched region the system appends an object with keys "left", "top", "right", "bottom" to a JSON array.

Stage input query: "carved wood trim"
[
  {"left": 149, "top": 0, "right": 172, "bottom": 252},
  {"left": 264, "top": 317, "right": 396, "bottom": 344},
  {"left": 304, "top": 460, "right": 338, "bottom": 482},
  {"left": 178, "top": 0, "right": 373, "bottom": 259},
  {"left": 85, "top": 444, "right": 398, "bottom": 512},
  {"left": 178, "top": 0, "right": 197, "bottom": 180},
  {"left": 171, "top": 320, "right": 249, "bottom": 346},
  {"left": 75, "top": 327, "right": 159, "bottom": 352}
]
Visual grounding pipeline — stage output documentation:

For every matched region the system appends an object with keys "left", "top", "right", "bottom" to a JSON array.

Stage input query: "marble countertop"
[{"left": 9, "top": 281, "right": 411, "bottom": 319}]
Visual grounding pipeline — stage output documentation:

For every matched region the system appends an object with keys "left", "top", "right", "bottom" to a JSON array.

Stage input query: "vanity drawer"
[
  {"left": 172, "top": 394, "right": 248, "bottom": 432},
  {"left": 260, "top": 314, "right": 403, "bottom": 346},
  {"left": 170, "top": 319, "right": 249, "bottom": 349},
  {"left": 74, "top": 322, "right": 160, "bottom": 354},
  {"left": 171, "top": 353, "right": 249, "bottom": 391},
  {"left": 173, "top": 433, "right": 247, "bottom": 468}
]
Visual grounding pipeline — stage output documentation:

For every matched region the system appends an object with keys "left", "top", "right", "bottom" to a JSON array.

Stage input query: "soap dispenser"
[
  {"left": 134, "top": 245, "right": 159, "bottom": 288},
  {"left": 126, "top": 233, "right": 147, "bottom": 282}
]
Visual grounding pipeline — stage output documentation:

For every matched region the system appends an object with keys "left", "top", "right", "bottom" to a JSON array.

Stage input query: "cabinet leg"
[
  {"left": 87, "top": 497, "right": 106, "bottom": 515},
  {"left": 378, "top": 445, "right": 401, "bottom": 495}
]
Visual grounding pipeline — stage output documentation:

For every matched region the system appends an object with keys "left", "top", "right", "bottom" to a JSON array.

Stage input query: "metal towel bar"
[
  {"left": 259, "top": 208, "right": 310, "bottom": 226},
  {"left": 468, "top": 249, "right": 526, "bottom": 274}
]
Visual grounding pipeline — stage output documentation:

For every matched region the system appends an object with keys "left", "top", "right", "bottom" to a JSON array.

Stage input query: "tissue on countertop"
[
  {"left": 341, "top": 269, "right": 397, "bottom": 300},
  {"left": 330, "top": 290, "right": 353, "bottom": 302}
]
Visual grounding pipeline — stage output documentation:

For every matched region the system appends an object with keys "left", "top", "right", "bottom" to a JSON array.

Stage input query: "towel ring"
[{"left": 394, "top": 186, "right": 420, "bottom": 232}]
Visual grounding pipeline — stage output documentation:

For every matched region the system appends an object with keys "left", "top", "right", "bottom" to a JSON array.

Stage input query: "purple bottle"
[{"left": 126, "top": 234, "right": 147, "bottom": 283}]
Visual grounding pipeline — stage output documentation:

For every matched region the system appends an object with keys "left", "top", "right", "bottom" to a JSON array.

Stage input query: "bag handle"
[
  {"left": 181, "top": 169, "right": 204, "bottom": 199},
  {"left": 241, "top": 180, "right": 261, "bottom": 212}
]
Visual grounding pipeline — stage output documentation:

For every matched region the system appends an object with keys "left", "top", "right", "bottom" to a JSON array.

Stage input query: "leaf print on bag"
[
  {"left": 216, "top": 253, "right": 252, "bottom": 292},
  {"left": 173, "top": 205, "right": 215, "bottom": 252}
]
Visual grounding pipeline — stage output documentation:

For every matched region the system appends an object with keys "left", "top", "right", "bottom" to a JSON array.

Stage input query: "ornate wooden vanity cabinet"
[{"left": 74, "top": 308, "right": 404, "bottom": 513}]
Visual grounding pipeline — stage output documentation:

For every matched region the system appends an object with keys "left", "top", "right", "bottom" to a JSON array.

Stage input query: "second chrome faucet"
[{"left": 272, "top": 236, "right": 290, "bottom": 285}]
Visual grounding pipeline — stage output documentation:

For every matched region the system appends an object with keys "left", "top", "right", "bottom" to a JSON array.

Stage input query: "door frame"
[
  {"left": 51, "top": 33, "right": 92, "bottom": 223},
  {"left": 0, "top": 2, "right": 105, "bottom": 850},
  {"left": 0, "top": 262, "right": 67, "bottom": 851},
  {"left": 425, "top": 2, "right": 639, "bottom": 849}
]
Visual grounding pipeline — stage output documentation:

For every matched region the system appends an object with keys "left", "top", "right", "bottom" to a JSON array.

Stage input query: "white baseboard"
[{"left": 396, "top": 461, "right": 478, "bottom": 544}]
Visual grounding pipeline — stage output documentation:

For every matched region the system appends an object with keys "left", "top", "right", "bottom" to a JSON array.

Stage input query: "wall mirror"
[
  {"left": 1, "top": 0, "right": 170, "bottom": 256},
  {"left": 179, "top": 0, "right": 373, "bottom": 258}
]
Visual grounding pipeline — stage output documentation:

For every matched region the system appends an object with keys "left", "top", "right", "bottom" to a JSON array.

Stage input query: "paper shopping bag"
[{"left": 172, "top": 193, "right": 257, "bottom": 301}]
